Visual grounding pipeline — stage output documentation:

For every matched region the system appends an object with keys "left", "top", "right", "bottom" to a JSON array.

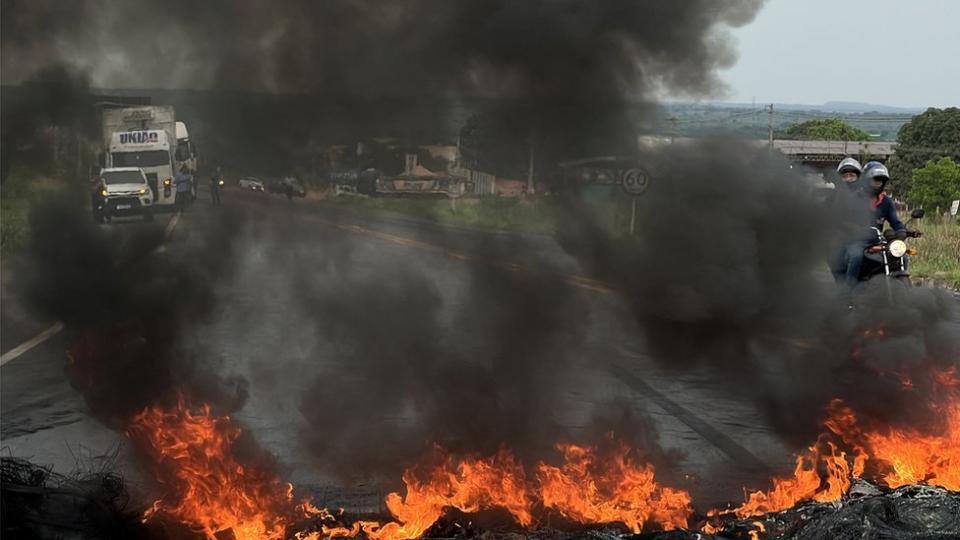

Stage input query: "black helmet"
[
  {"left": 861, "top": 161, "right": 890, "bottom": 196},
  {"left": 837, "top": 157, "right": 863, "bottom": 176}
]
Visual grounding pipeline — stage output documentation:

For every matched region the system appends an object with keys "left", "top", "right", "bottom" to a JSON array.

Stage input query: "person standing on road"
[
  {"left": 90, "top": 173, "right": 107, "bottom": 223},
  {"left": 174, "top": 165, "right": 193, "bottom": 211},
  {"left": 209, "top": 166, "right": 223, "bottom": 206}
]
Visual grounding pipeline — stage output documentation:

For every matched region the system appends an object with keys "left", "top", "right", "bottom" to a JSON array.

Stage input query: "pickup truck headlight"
[{"left": 139, "top": 187, "right": 148, "bottom": 195}]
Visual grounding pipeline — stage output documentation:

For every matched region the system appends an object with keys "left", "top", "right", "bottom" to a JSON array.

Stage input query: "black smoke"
[
  {"left": 15, "top": 197, "right": 247, "bottom": 425},
  {"left": 2, "top": 1, "right": 766, "bottom": 175},
  {"left": 16, "top": 0, "right": 955, "bottom": 506},
  {"left": 0, "top": 64, "right": 96, "bottom": 182},
  {"left": 554, "top": 139, "right": 960, "bottom": 447}
]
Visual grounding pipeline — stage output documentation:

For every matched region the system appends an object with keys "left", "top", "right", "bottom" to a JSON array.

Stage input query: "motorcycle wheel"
[{"left": 894, "top": 275, "right": 912, "bottom": 287}]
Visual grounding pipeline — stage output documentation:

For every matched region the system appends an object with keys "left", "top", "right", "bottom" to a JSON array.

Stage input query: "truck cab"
[
  {"left": 97, "top": 167, "right": 154, "bottom": 221},
  {"left": 107, "top": 130, "right": 176, "bottom": 206}
]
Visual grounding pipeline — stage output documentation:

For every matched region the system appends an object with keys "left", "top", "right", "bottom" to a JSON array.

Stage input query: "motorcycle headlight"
[
  {"left": 164, "top": 178, "right": 172, "bottom": 187},
  {"left": 889, "top": 239, "right": 907, "bottom": 258},
  {"left": 101, "top": 189, "right": 108, "bottom": 197}
]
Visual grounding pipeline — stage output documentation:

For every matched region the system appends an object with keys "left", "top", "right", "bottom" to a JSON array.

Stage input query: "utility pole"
[
  {"left": 526, "top": 133, "right": 535, "bottom": 196},
  {"left": 767, "top": 103, "right": 774, "bottom": 153}
]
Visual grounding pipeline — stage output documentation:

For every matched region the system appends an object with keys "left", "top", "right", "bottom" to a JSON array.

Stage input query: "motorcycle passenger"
[
  {"left": 829, "top": 157, "right": 864, "bottom": 285},
  {"left": 836, "top": 157, "right": 862, "bottom": 191}
]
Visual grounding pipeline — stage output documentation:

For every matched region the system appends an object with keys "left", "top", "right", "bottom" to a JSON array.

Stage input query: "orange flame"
[
  {"left": 863, "top": 402, "right": 960, "bottom": 490},
  {"left": 127, "top": 364, "right": 959, "bottom": 539},
  {"left": 718, "top": 437, "right": 860, "bottom": 520},
  {"left": 126, "top": 398, "right": 316, "bottom": 540},
  {"left": 350, "top": 442, "right": 691, "bottom": 540},
  {"left": 858, "top": 368, "right": 960, "bottom": 491},
  {"left": 358, "top": 447, "right": 533, "bottom": 540},
  {"left": 713, "top": 367, "right": 960, "bottom": 524},
  {"left": 127, "top": 400, "right": 690, "bottom": 540},
  {"left": 536, "top": 442, "right": 691, "bottom": 532}
]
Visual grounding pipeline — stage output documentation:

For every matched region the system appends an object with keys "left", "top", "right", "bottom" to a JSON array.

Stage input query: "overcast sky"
[{"left": 721, "top": 0, "right": 959, "bottom": 108}]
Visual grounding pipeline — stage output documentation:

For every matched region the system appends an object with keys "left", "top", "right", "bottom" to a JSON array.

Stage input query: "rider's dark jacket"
[{"left": 871, "top": 193, "right": 904, "bottom": 232}]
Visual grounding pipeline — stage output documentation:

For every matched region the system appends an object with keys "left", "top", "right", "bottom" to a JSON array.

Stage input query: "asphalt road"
[{"left": 3, "top": 187, "right": 952, "bottom": 514}]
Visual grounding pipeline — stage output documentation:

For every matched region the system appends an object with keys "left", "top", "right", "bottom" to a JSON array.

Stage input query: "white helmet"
[{"left": 837, "top": 157, "right": 863, "bottom": 176}]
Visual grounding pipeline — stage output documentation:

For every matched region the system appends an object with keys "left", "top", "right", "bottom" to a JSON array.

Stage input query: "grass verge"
[
  {"left": 1, "top": 167, "right": 74, "bottom": 255},
  {"left": 908, "top": 216, "right": 960, "bottom": 288}
]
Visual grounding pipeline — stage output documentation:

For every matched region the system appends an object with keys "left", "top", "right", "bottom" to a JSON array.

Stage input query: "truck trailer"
[{"left": 99, "top": 106, "right": 178, "bottom": 207}]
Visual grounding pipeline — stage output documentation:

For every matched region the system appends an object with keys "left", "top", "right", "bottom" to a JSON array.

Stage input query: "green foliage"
[
  {"left": 908, "top": 157, "right": 960, "bottom": 212},
  {"left": 779, "top": 118, "right": 872, "bottom": 141},
  {"left": 888, "top": 107, "right": 960, "bottom": 196}
]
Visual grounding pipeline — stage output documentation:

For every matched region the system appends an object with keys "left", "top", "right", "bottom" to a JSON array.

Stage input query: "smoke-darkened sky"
[{"left": 1, "top": 0, "right": 764, "bottom": 102}]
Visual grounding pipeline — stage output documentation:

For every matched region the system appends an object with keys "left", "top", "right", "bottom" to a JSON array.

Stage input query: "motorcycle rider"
[
  {"left": 90, "top": 173, "right": 107, "bottom": 223},
  {"left": 209, "top": 166, "right": 223, "bottom": 206},
  {"left": 861, "top": 161, "right": 904, "bottom": 235}
]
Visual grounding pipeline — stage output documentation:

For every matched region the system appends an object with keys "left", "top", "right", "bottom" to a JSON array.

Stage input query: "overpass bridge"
[{"left": 770, "top": 139, "right": 897, "bottom": 165}]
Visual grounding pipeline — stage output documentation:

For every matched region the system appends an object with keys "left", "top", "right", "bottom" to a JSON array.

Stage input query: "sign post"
[{"left": 620, "top": 168, "right": 649, "bottom": 235}]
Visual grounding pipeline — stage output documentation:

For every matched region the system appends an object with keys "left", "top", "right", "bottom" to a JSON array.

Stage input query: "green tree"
[
  {"left": 908, "top": 157, "right": 960, "bottom": 212},
  {"left": 888, "top": 107, "right": 960, "bottom": 196},
  {"left": 779, "top": 118, "right": 872, "bottom": 141}
]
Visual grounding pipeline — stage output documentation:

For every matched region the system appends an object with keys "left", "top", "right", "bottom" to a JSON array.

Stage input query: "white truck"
[
  {"left": 99, "top": 106, "right": 178, "bottom": 207},
  {"left": 175, "top": 121, "right": 198, "bottom": 174}
]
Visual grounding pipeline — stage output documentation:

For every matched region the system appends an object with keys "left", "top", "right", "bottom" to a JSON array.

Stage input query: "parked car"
[{"left": 238, "top": 177, "right": 266, "bottom": 192}]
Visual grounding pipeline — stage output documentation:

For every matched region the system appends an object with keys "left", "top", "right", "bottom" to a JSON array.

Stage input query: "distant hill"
[
  {"left": 819, "top": 101, "right": 924, "bottom": 114},
  {"left": 700, "top": 100, "right": 924, "bottom": 114}
]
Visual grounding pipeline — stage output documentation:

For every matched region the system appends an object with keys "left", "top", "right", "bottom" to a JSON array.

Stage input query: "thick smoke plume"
[
  {"left": 15, "top": 198, "right": 247, "bottom": 425},
  {"left": 13, "top": 0, "right": 958, "bottom": 509},
  {"left": 3, "top": 1, "right": 766, "bottom": 171},
  {"left": 0, "top": 64, "right": 95, "bottom": 182},
  {"left": 555, "top": 140, "right": 960, "bottom": 445},
  {"left": 2, "top": 1, "right": 763, "bottom": 98}
]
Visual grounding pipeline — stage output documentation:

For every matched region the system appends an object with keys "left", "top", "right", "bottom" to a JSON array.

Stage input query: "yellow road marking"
[{"left": 2, "top": 213, "right": 182, "bottom": 367}]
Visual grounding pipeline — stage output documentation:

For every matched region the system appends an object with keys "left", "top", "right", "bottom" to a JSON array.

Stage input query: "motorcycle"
[{"left": 858, "top": 208, "right": 924, "bottom": 285}]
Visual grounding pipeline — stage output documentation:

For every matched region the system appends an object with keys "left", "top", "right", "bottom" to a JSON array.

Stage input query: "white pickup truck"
[
  {"left": 238, "top": 177, "right": 266, "bottom": 192},
  {"left": 96, "top": 167, "right": 154, "bottom": 222}
]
